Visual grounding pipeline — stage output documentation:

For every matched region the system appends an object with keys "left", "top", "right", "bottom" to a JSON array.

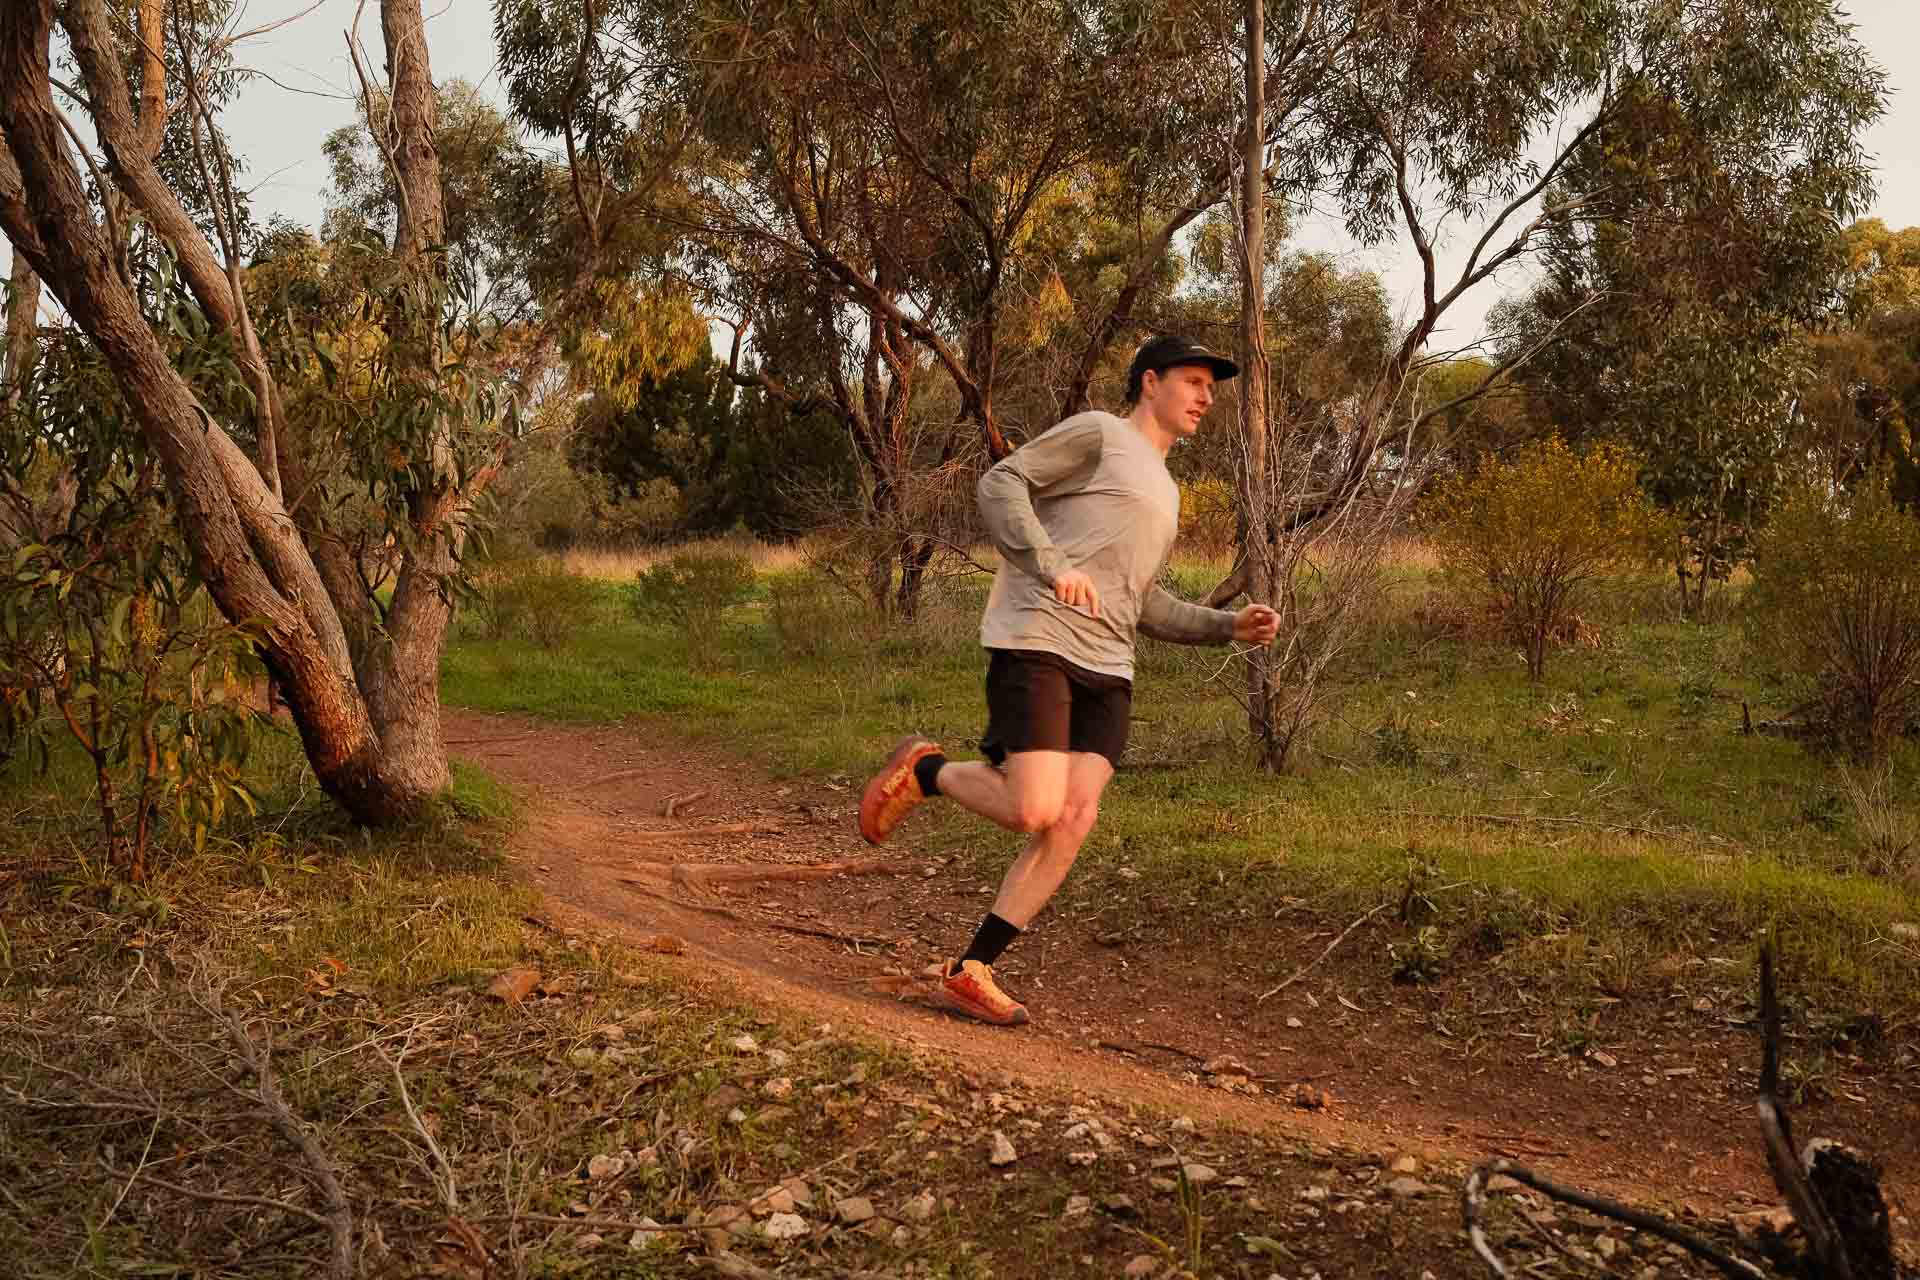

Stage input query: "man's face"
[{"left": 1142, "top": 363, "right": 1218, "bottom": 438}]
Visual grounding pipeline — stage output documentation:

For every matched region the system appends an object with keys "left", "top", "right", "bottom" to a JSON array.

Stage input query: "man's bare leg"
[
  {"left": 933, "top": 751, "right": 1069, "bottom": 833},
  {"left": 988, "top": 751, "right": 1113, "bottom": 927}
]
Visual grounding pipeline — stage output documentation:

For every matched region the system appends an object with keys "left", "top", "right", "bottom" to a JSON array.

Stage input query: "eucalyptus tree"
[{"left": 0, "top": 0, "right": 515, "bottom": 823}]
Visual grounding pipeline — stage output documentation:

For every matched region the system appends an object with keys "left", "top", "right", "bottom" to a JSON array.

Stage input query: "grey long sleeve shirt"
[{"left": 976, "top": 410, "right": 1236, "bottom": 680}]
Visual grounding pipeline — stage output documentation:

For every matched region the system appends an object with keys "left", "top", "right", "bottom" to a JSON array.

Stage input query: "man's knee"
[
  {"left": 1010, "top": 796, "right": 1064, "bottom": 834},
  {"left": 1056, "top": 798, "right": 1100, "bottom": 838}
]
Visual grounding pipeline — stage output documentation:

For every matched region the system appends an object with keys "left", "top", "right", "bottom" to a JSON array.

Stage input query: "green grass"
[{"left": 440, "top": 560, "right": 1920, "bottom": 1020}]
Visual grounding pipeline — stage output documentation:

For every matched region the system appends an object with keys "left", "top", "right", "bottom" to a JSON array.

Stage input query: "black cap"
[{"left": 1125, "top": 335, "right": 1240, "bottom": 401}]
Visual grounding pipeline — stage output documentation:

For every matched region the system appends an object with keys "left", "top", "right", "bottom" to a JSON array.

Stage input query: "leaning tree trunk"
[
  {"left": 0, "top": 0, "right": 463, "bottom": 824},
  {"left": 1238, "top": 0, "right": 1277, "bottom": 768}
]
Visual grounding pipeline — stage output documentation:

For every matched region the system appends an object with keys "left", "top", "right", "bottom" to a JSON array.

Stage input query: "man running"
[{"left": 857, "top": 334, "right": 1280, "bottom": 1026}]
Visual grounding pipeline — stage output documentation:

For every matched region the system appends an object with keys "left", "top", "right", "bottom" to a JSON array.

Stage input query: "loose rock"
[
  {"left": 1182, "top": 1164, "right": 1220, "bottom": 1185},
  {"left": 586, "top": 1154, "right": 625, "bottom": 1180},
  {"left": 835, "top": 1196, "right": 877, "bottom": 1225},
  {"left": 762, "top": 1212, "right": 809, "bottom": 1240},
  {"left": 1124, "top": 1255, "right": 1159, "bottom": 1278},
  {"left": 988, "top": 1131, "right": 1018, "bottom": 1166}
]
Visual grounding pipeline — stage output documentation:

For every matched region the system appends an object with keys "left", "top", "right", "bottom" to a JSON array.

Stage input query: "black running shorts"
[{"left": 979, "top": 648, "right": 1132, "bottom": 768}]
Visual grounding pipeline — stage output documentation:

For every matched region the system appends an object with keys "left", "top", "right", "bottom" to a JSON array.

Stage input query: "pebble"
[
  {"left": 899, "top": 1190, "right": 936, "bottom": 1222},
  {"left": 762, "top": 1077, "right": 794, "bottom": 1100},
  {"left": 586, "top": 1154, "right": 624, "bottom": 1180},
  {"left": 1170, "top": 1116, "right": 1196, "bottom": 1133},
  {"left": 1182, "top": 1163, "right": 1220, "bottom": 1185},
  {"left": 1383, "top": 1176, "right": 1433, "bottom": 1198},
  {"left": 1124, "top": 1254, "right": 1158, "bottom": 1277},
  {"left": 577, "top": 1233, "right": 602, "bottom": 1248},
  {"left": 1389, "top": 1155, "right": 1420, "bottom": 1175},
  {"left": 988, "top": 1131, "right": 1018, "bottom": 1166},
  {"left": 835, "top": 1196, "right": 876, "bottom": 1224},
  {"left": 1067, "top": 1150, "right": 1098, "bottom": 1166},
  {"left": 728, "top": 1034, "right": 759, "bottom": 1053},
  {"left": 1063, "top": 1194, "right": 1092, "bottom": 1218},
  {"left": 762, "top": 1212, "right": 808, "bottom": 1240}
]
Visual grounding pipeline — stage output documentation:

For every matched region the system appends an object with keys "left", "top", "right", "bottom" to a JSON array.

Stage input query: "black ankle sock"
[
  {"left": 913, "top": 752, "right": 947, "bottom": 796},
  {"left": 957, "top": 912, "right": 1021, "bottom": 970}
]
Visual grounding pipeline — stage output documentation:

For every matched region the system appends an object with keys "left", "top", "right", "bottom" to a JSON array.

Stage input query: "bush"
[
  {"left": 471, "top": 560, "right": 603, "bottom": 649},
  {"left": 1745, "top": 474, "right": 1920, "bottom": 763},
  {"left": 767, "top": 571, "right": 862, "bottom": 659},
  {"left": 627, "top": 550, "right": 756, "bottom": 636},
  {"left": 1423, "top": 437, "right": 1669, "bottom": 680}
]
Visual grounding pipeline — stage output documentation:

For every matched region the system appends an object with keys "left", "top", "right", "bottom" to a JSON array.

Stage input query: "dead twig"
[
  {"left": 578, "top": 766, "right": 652, "bottom": 790},
  {"left": 614, "top": 879, "right": 894, "bottom": 948},
  {"left": 97, "top": 1163, "right": 335, "bottom": 1229},
  {"left": 203, "top": 982, "right": 355, "bottom": 1280},
  {"left": 374, "top": 1027, "right": 457, "bottom": 1215},
  {"left": 474, "top": 1211, "right": 706, "bottom": 1234},
  {"left": 1256, "top": 903, "right": 1387, "bottom": 1003},
  {"left": 1096, "top": 1039, "right": 1210, "bottom": 1064}
]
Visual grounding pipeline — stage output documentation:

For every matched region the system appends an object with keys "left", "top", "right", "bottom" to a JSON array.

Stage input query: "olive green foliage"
[
  {"left": 1746, "top": 474, "right": 1920, "bottom": 764},
  {"left": 568, "top": 350, "right": 857, "bottom": 544},
  {"left": 1425, "top": 438, "right": 1670, "bottom": 680},
  {"left": 627, "top": 549, "right": 756, "bottom": 638},
  {"left": 467, "top": 558, "right": 604, "bottom": 651},
  {"left": 0, "top": 331, "right": 262, "bottom": 880}
]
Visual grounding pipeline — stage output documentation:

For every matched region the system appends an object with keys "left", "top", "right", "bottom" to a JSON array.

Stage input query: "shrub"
[
  {"left": 1745, "top": 474, "right": 1920, "bottom": 763},
  {"left": 628, "top": 549, "right": 756, "bottom": 636},
  {"left": 471, "top": 559, "right": 603, "bottom": 649},
  {"left": 767, "top": 571, "right": 862, "bottom": 660},
  {"left": 1423, "top": 437, "right": 1669, "bottom": 680}
]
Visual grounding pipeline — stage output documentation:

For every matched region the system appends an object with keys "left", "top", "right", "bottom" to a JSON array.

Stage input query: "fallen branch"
[
  {"left": 1463, "top": 1158, "right": 1765, "bottom": 1280},
  {"left": 624, "top": 821, "right": 784, "bottom": 840},
  {"left": 662, "top": 789, "right": 709, "bottom": 818},
  {"left": 1256, "top": 903, "right": 1387, "bottom": 1004}
]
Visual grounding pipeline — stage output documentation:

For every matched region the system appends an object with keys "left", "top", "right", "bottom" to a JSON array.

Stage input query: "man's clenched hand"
[{"left": 1233, "top": 603, "right": 1279, "bottom": 645}]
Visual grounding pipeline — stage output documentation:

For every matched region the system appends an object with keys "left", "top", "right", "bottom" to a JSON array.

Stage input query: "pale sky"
[{"left": 11, "top": 0, "right": 1918, "bottom": 350}]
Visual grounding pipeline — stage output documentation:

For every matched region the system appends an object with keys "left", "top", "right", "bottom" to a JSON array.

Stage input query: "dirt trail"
[{"left": 446, "top": 708, "right": 1918, "bottom": 1226}]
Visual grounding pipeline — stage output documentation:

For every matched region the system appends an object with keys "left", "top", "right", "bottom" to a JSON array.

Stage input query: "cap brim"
[{"left": 1158, "top": 354, "right": 1239, "bottom": 382}]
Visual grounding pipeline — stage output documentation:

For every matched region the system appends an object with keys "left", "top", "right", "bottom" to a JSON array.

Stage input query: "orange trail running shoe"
[
  {"left": 930, "top": 958, "right": 1029, "bottom": 1026},
  {"left": 858, "top": 735, "right": 942, "bottom": 844}
]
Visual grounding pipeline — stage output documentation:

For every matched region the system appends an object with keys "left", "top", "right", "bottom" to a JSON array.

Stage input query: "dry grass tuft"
[{"left": 560, "top": 536, "right": 809, "bottom": 581}]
